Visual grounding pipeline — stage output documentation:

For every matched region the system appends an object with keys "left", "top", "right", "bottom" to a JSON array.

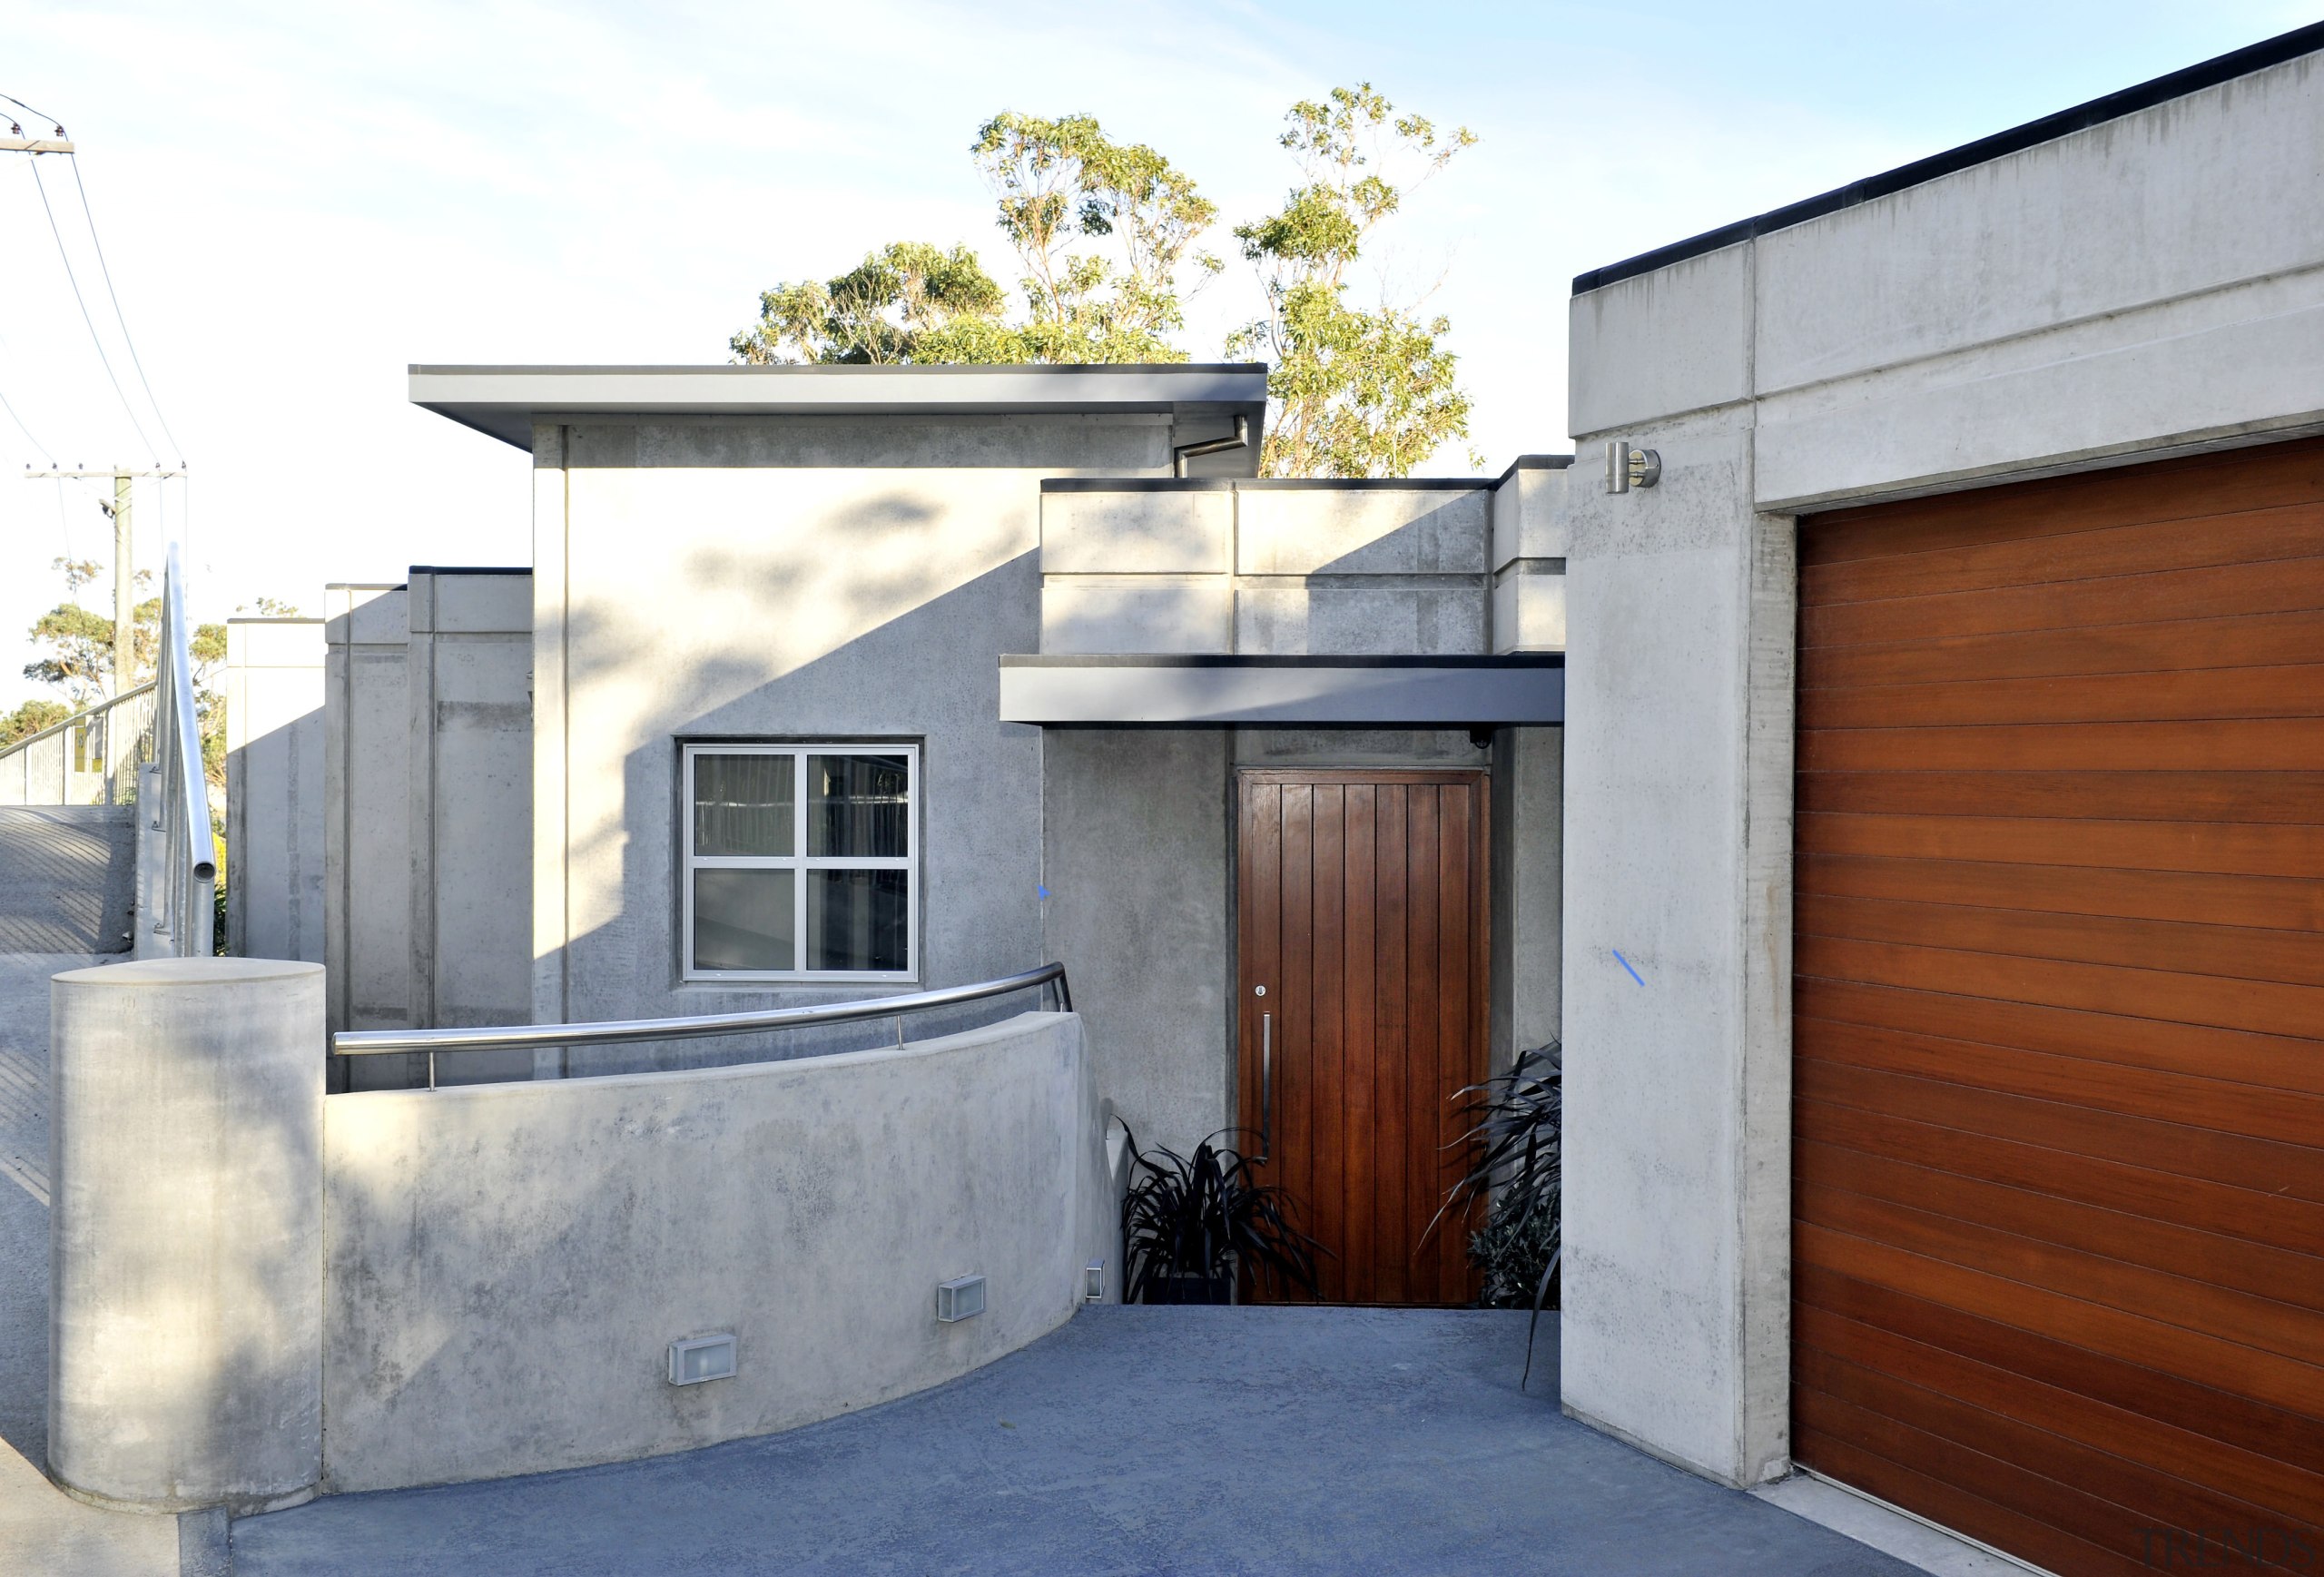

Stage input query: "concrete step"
[{"left": 0, "top": 807, "right": 135, "bottom": 955}]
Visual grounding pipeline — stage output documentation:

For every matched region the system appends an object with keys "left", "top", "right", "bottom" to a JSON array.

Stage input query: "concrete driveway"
[{"left": 234, "top": 1306, "right": 1921, "bottom": 1576}]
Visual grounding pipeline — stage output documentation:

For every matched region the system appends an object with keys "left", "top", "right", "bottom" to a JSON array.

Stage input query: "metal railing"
[
  {"left": 144, "top": 544, "right": 217, "bottom": 956},
  {"left": 0, "top": 682, "right": 157, "bottom": 806},
  {"left": 331, "top": 962, "right": 1074, "bottom": 1089}
]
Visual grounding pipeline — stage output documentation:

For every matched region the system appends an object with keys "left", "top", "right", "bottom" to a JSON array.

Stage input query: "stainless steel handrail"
[
  {"left": 147, "top": 545, "right": 216, "bottom": 954},
  {"left": 332, "top": 961, "right": 1073, "bottom": 1060},
  {"left": 0, "top": 681, "right": 158, "bottom": 805}
]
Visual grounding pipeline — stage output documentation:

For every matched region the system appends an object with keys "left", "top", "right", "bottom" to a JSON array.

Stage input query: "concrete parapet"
[
  {"left": 48, "top": 957, "right": 326, "bottom": 1514},
  {"left": 320, "top": 1009, "right": 1106, "bottom": 1492}
]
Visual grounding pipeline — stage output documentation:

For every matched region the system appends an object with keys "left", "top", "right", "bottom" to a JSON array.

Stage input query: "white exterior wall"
[
  {"left": 224, "top": 618, "right": 327, "bottom": 963},
  {"left": 1558, "top": 47, "right": 2324, "bottom": 1487}
]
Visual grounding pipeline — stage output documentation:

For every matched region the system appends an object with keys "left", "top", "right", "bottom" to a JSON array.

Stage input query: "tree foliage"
[
  {"left": 733, "top": 114, "right": 1217, "bottom": 368},
  {"left": 15, "top": 554, "right": 236, "bottom": 793},
  {"left": 730, "top": 85, "right": 1479, "bottom": 477},
  {"left": 0, "top": 697, "right": 69, "bottom": 747},
  {"left": 1227, "top": 84, "right": 1478, "bottom": 478}
]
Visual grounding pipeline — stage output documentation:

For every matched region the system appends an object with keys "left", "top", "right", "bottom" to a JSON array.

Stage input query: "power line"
[
  {"left": 0, "top": 379, "right": 53, "bottom": 461},
  {"left": 0, "top": 92, "right": 63, "bottom": 127},
  {"left": 24, "top": 156, "right": 159, "bottom": 460},
  {"left": 64, "top": 154, "right": 182, "bottom": 460}
]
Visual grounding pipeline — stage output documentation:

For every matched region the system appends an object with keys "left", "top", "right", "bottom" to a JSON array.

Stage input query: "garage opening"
[{"left": 1792, "top": 438, "right": 2324, "bottom": 1574}]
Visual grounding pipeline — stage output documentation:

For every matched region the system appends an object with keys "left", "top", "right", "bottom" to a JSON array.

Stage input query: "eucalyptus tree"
[
  {"left": 731, "top": 116, "right": 1218, "bottom": 367},
  {"left": 729, "top": 87, "right": 1482, "bottom": 478},
  {"left": 1226, "top": 84, "right": 1479, "bottom": 478}
]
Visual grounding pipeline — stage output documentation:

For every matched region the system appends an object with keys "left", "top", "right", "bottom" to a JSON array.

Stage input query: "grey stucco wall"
[
  {"left": 1555, "top": 46, "right": 2324, "bottom": 1489},
  {"left": 1039, "top": 728, "right": 1232, "bottom": 1159},
  {"left": 225, "top": 619, "right": 327, "bottom": 964},
  {"left": 320, "top": 1010, "right": 1106, "bottom": 1493},
  {"left": 531, "top": 414, "right": 1173, "bottom": 1074},
  {"left": 405, "top": 570, "right": 533, "bottom": 1082},
  {"left": 1490, "top": 725, "right": 1562, "bottom": 1074},
  {"left": 323, "top": 585, "right": 412, "bottom": 1075},
  {"left": 324, "top": 575, "right": 532, "bottom": 1088}
]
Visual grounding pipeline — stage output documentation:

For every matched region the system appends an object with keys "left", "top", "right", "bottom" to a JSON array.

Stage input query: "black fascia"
[{"left": 1572, "top": 20, "right": 2324, "bottom": 295}]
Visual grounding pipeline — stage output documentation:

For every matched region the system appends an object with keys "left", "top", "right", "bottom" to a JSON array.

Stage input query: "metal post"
[{"left": 112, "top": 471, "right": 132, "bottom": 697}]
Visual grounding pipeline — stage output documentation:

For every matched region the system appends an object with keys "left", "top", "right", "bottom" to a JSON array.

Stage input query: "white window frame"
[{"left": 681, "top": 742, "right": 919, "bottom": 985}]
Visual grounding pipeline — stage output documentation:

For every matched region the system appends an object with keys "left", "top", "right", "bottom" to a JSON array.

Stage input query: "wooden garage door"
[{"left": 1794, "top": 439, "right": 2324, "bottom": 1576}]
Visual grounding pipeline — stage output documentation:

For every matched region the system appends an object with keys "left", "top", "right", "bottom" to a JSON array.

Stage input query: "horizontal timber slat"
[
  {"left": 1804, "top": 609, "right": 2324, "bottom": 688},
  {"left": 1800, "top": 439, "right": 2324, "bottom": 568},
  {"left": 1797, "top": 853, "right": 2324, "bottom": 931},
  {"left": 1798, "top": 812, "right": 2324, "bottom": 878},
  {"left": 1799, "top": 769, "right": 2324, "bottom": 824},
  {"left": 1795, "top": 1301, "right": 2324, "bottom": 1529},
  {"left": 1799, "top": 1262, "right": 2324, "bottom": 1475},
  {"left": 1796, "top": 891, "right": 2324, "bottom": 989},
  {"left": 1796, "top": 1137, "right": 2324, "bottom": 1314},
  {"left": 1799, "top": 665, "right": 2324, "bottom": 729},
  {"left": 1794, "top": 1057, "right": 2324, "bottom": 1204},
  {"left": 1796, "top": 1097, "right": 2324, "bottom": 1257}
]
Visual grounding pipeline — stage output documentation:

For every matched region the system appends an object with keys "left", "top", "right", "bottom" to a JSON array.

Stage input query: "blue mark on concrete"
[
  {"left": 1612, "top": 950, "right": 1645, "bottom": 987},
  {"left": 1036, "top": 883, "right": 1051, "bottom": 901}
]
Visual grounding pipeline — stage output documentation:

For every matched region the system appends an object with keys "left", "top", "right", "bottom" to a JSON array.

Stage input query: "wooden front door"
[
  {"left": 1794, "top": 438, "right": 2324, "bottom": 1574},
  {"left": 1236, "top": 770, "right": 1488, "bottom": 1305}
]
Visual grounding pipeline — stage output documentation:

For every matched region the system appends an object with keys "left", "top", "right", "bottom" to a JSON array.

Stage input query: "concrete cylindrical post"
[{"left": 49, "top": 957, "right": 326, "bottom": 1514}]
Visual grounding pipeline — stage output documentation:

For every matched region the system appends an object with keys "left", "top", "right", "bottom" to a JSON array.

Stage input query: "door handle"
[{"left": 1258, "top": 1010, "right": 1273, "bottom": 1163}]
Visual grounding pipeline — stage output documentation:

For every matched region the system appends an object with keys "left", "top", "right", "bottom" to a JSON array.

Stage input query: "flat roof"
[
  {"left": 409, "top": 362, "right": 1272, "bottom": 450},
  {"left": 1572, "top": 20, "right": 2324, "bottom": 295}
]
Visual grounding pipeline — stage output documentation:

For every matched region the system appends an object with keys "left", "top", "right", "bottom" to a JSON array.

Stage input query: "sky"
[{"left": 3, "top": 0, "right": 2319, "bottom": 709}]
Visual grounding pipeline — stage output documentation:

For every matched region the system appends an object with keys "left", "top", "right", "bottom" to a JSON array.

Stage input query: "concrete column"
[
  {"left": 224, "top": 617, "right": 327, "bottom": 963},
  {"left": 48, "top": 958, "right": 326, "bottom": 1514}
]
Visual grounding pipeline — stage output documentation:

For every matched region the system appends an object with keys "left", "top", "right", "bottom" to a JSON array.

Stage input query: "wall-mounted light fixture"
[
  {"left": 1084, "top": 1260, "right": 1106, "bottom": 1302},
  {"left": 936, "top": 1275, "right": 988, "bottom": 1323},
  {"left": 1604, "top": 439, "right": 1661, "bottom": 494},
  {"left": 668, "top": 1333, "right": 737, "bottom": 1385}
]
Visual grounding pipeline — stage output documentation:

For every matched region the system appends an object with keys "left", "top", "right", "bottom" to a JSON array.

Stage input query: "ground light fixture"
[
  {"left": 668, "top": 1333, "right": 737, "bottom": 1385},
  {"left": 936, "top": 1275, "right": 988, "bottom": 1323},
  {"left": 1084, "top": 1260, "right": 1105, "bottom": 1302}
]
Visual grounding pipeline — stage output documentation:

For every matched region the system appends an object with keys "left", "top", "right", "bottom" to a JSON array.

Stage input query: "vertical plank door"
[{"left": 1236, "top": 769, "right": 1488, "bottom": 1305}]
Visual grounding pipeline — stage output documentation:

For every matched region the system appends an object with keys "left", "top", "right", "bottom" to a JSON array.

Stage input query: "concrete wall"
[
  {"left": 1039, "top": 476, "right": 1573, "bottom": 657},
  {"left": 320, "top": 1010, "right": 1107, "bottom": 1492},
  {"left": 48, "top": 959, "right": 327, "bottom": 1515},
  {"left": 1556, "top": 45, "right": 2324, "bottom": 1488},
  {"left": 1039, "top": 728, "right": 1231, "bottom": 1158},
  {"left": 530, "top": 415, "right": 1176, "bottom": 1074},
  {"left": 324, "top": 584, "right": 410, "bottom": 1059},
  {"left": 1490, "top": 725, "right": 1562, "bottom": 1073},
  {"left": 225, "top": 618, "right": 327, "bottom": 963},
  {"left": 403, "top": 570, "right": 533, "bottom": 1050},
  {"left": 324, "top": 575, "right": 533, "bottom": 1087}
]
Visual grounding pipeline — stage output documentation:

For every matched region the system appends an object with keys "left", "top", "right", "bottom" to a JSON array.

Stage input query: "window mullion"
[{"left": 793, "top": 748, "right": 810, "bottom": 973}]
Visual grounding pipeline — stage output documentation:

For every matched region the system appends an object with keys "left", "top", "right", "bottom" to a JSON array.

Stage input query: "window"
[{"left": 683, "top": 744, "right": 917, "bottom": 982}]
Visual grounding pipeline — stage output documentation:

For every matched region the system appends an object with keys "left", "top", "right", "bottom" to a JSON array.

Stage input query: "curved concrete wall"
[
  {"left": 320, "top": 1010, "right": 1106, "bottom": 1493},
  {"left": 48, "top": 958, "right": 325, "bottom": 1514}
]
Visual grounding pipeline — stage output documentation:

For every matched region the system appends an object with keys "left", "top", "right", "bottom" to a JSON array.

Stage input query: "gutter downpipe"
[{"left": 1172, "top": 414, "right": 1250, "bottom": 478}]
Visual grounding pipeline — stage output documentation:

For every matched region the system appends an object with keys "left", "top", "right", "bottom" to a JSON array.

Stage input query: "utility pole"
[{"left": 25, "top": 467, "right": 186, "bottom": 695}]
